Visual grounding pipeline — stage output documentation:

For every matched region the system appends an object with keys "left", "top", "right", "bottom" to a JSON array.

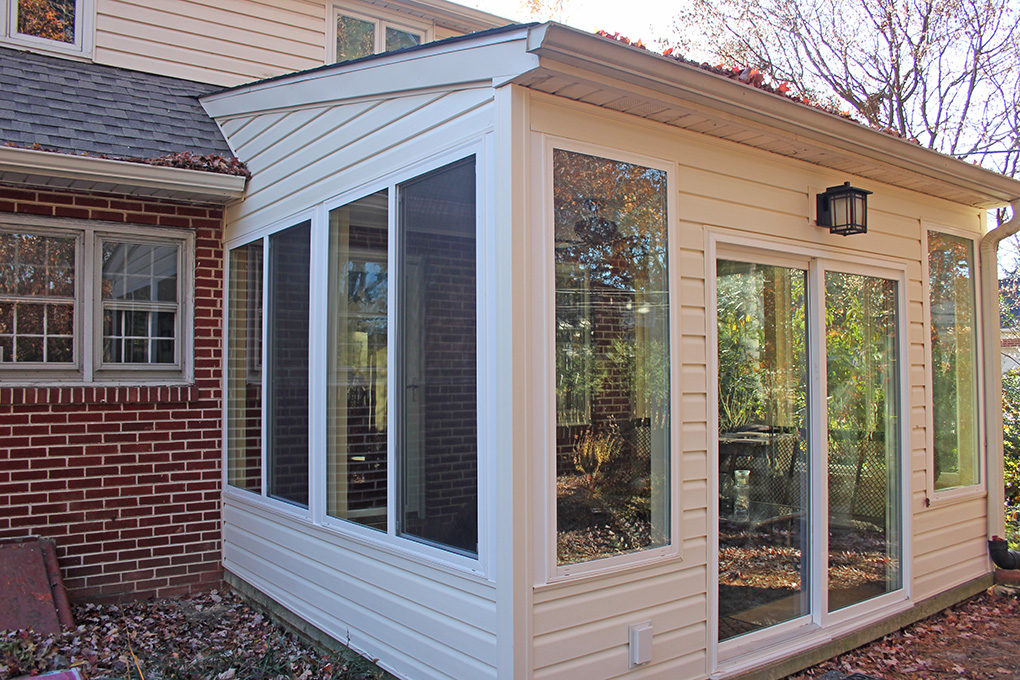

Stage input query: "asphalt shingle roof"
[{"left": 0, "top": 46, "right": 232, "bottom": 160}]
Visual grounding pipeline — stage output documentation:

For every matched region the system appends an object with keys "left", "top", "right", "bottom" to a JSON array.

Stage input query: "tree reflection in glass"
[
  {"left": 716, "top": 260, "right": 809, "bottom": 640},
  {"left": 553, "top": 149, "right": 670, "bottom": 566},
  {"left": 825, "top": 272, "right": 901, "bottom": 612}
]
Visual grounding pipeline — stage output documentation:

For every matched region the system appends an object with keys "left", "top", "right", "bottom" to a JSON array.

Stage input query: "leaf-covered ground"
[
  {"left": 3, "top": 586, "right": 1017, "bottom": 679},
  {"left": 0, "top": 590, "right": 391, "bottom": 680},
  {"left": 786, "top": 587, "right": 1020, "bottom": 679}
]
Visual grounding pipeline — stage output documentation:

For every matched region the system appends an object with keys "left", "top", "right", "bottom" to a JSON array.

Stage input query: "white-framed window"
[
  {"left": 924, "top": 227, "right": 982, "bottom": 495},
  {"left": 328, "top": 1, "right": 431, "bottom": 63},
  {"left": 546, "top": 140, "right": 678, "bottom": 579},
  {"left": 0, "top": 216, "right": 193, "bottom": 383},
  {"left": 1, "top": 0, "right": 95, "bottom": 58},
  {"left": 224, "top": 151, "right": 481, "bottom": 565}
]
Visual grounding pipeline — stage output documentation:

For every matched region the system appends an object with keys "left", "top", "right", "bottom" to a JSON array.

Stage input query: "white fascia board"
[
  {"left": 0, "top": 146, "right": 247, "bottom": 202},
  {"left": 525, "top": 23, "right": 1020, "bottom": 208},
  {"left": 201, "top": 28, "right": 537, "bottom": 120}
]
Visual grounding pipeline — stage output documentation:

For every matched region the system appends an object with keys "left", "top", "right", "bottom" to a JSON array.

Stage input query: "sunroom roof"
[{"left": 202, "top": 22, "right": 1020, "bottom": 210}]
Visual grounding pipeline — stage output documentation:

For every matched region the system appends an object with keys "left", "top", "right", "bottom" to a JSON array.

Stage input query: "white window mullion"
[
  {"left": 82, "top": 229, "right": 96, "bottom": 382},
  {"left": 809, "top": 259, "right": 828, "bottom": 623},
  {"left": 386, "top": 185, "right": 399, "bottom": 537},
  {"left": 307, "top": 205, "right": 329, "bottom": 524},
  {"left": 260, "top": 236, "right": 270, "bottom": 499}
]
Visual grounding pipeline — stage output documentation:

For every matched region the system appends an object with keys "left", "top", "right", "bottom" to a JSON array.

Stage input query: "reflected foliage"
[
  {"left": 17, "top": 0, "right": 75, "bottom": 42},
  {"left": 554, "top": 149, "right": 671, "bottom": 565}
]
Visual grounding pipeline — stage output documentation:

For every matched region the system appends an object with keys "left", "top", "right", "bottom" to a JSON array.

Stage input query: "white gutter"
[
  {"left": 0, "top": 146, "right": 247, "bottom": 202},
  {"left": 982, "top": 200, "right": 1020, "bottom": 539}
]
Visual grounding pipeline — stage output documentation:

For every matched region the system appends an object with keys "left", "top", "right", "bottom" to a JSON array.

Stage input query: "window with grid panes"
[{"left": 0, "top": 220, "right": 191, "bottom": 382}]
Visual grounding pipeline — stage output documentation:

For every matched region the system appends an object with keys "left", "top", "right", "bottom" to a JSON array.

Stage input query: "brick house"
[{"left": 5, "top": 2, "right": 1020, "bottom": 680}]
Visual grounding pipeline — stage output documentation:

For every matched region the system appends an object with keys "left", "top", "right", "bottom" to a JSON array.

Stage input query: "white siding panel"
[
  {"left": 222, "top": 88, "right": 494, "bottom": 238},
  {"left": 223, "top": 500, "right": 497, "bottom": 680}
]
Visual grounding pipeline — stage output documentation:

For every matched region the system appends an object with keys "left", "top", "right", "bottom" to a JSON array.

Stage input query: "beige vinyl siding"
[
  {"left": 223, "top": 499, "right": 497, "bottom": 680},
  {"left": 526, "top": 91, "right": 987, "bottom": 679},
  {"left": 94, "top": 0, "right": 325, "bottom": 86},
  {"left": 91, "top": 0, "right": 498, "bottom": 87}
]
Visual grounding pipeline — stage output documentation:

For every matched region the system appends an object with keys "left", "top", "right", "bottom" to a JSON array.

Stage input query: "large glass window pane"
[
  {"left": 268, "top": 223, "right": 311, "bottom": 507},
  {"left": 337, "top": 14, "right": 375, "bottom": 61},
  {"left": 0, "top": 231, "right": 76, "bottom": 364},
  {"left": 716, "top": 260, "right": 809, "bottom": 640},
  {"left": 928, "top": 231, "right": 979, "bottom": 490},
  {"left": 227, "top": 240, "right": 263, "bottom": 493},
  {"left": 328, "top": 190, "right": 389, "bottom": 531},
  {"left": 385, "top": 26, "right": 422, "bottom": 52},
  {"left": 825, "top": 272, "right": 901, "bottom": 611},
  {"left": 16, "top": 0, "right": 76, "bottom": 43},
  {"left": 398, "top": 157, "right": 477, "bottom": 555},
  {"left": 553, "top": 149, "right": 670, "bottom": 566}
]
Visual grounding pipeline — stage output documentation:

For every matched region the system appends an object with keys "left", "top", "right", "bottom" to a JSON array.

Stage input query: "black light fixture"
[{"left": 816, "top": 182, "right": 872, "bottom": 236}]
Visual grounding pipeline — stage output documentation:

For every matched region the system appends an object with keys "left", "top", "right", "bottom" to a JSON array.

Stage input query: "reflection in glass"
[
  {"left": 716, "top": 260, "right": 809, "bottom": 640},
  {"left": 268, "top": 222, "right": 311, "bottom": 507},
  {"left": 825, "top": 272, "right": 901, "bottom": 612},
  {"left": 0, "top": 231, "right": 76, "bottom": 364},
  {"left": 385, "top": 27, "right": 421, "bottom": 51},
  {"left": 17, "top": 0, "right": 76, "bottom": 43},
  {"left": 100, "top": 240, "right": 179, "bottom": 365},
  {"left": 328, "top": 191, "right": 389, "bottom": 531},
  {"left": 337, "top": 14, "right": 375, "bottom": 61},
  {"left": 928, "top": 232, "right": 979, "bottom": 490},
  {"left": 397, "top": 157, "right": 478, "bottom": 556},
  {"left": 553, "top": 149, "right": 670, "bottom": 566},
  {"left": 227, "top": 240, "right": 263, "bottom": 493}
]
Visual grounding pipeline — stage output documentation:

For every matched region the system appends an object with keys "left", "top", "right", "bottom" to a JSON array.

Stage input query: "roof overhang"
[
  {"left": 0, "top": 146, "right": 247, "bottom": 204},
  {"left": 518, "top": 23, "right": 1020, "bottom": 209},
  {"left": 202, "top": 22, "right": 1020, "bottom": 210}
]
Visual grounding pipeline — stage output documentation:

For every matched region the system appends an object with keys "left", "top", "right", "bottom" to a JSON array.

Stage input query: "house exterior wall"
[
  {"left": 89, "top": 0, "right": 503, "bottom": 87},
  {"left": 93, "top": 0, "right": 325, "bottom": 86},
  {"left": 217, "top": 89, "right": 500, "bottom": 680},
  {"left": 519, "top": 90, "right": 989, "bottom": 679},
  {"left": 0, "top": 184, "right": 224, "bottom": 601}
]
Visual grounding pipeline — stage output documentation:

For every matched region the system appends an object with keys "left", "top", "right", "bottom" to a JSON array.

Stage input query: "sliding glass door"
[
  {"left": 825, "top": 271, "right": 902, "bottom": 612},
  {"left": 716, "top": 260, "right": 810, "bottom": 640},
  {"left": 716, "top": 254, "right": 903, "bottom": 644}
]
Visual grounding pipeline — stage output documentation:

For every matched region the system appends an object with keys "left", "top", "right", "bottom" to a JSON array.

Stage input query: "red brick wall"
[{"left": 0, "top": 185, "right": 224, "bottom": 601}]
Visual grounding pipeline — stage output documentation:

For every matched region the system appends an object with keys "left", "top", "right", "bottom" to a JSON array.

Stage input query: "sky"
[{"left": 464, "top": 0, "right": 681, "bottom": 46}]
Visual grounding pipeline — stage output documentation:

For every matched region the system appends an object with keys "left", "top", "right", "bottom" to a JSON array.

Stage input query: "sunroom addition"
[{"left": 203, "top": 21, "right": 1019, "bottom": 680}]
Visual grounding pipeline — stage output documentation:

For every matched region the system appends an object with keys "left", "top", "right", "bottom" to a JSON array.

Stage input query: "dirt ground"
[{"left": 786, "top": 587, "right": 1020, "bottom": 680}]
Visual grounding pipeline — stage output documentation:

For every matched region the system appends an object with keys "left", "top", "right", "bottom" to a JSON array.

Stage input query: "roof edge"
[
  {"left": 0, "top": 147, "right": 247, "bottom": 203},
  {"left": 527, "top": 23, "right": 1020, "bottom": 208}
]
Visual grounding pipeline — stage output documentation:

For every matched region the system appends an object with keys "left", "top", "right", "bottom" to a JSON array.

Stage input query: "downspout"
[{"left": 981, "top": 199, "right": 1020, "bottom": 568}]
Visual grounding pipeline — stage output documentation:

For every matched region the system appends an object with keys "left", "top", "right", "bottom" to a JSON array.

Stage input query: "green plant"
[{"left": 1003, "top": 370, "right": 1020, "bottom": 506}]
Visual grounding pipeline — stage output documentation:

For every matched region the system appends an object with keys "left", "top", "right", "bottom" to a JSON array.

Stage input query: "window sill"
[
  {"left": 927, "top": 485, "right": 987, "bottom": 508},
  {"left": 0, "top": 383, "right": 202, "bottom": 406},
  {"left": 0, "top": 35, "right": 93, "bottom": 61}
]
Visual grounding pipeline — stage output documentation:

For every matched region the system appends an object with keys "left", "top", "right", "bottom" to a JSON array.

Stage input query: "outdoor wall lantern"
[{"left": 816, "top": 181, "right": 872, "bottom": 236}]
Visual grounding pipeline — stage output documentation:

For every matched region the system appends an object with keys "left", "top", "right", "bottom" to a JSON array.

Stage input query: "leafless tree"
[{"left": 663, "top": 0, "right": 1020, "bottom": 202}]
